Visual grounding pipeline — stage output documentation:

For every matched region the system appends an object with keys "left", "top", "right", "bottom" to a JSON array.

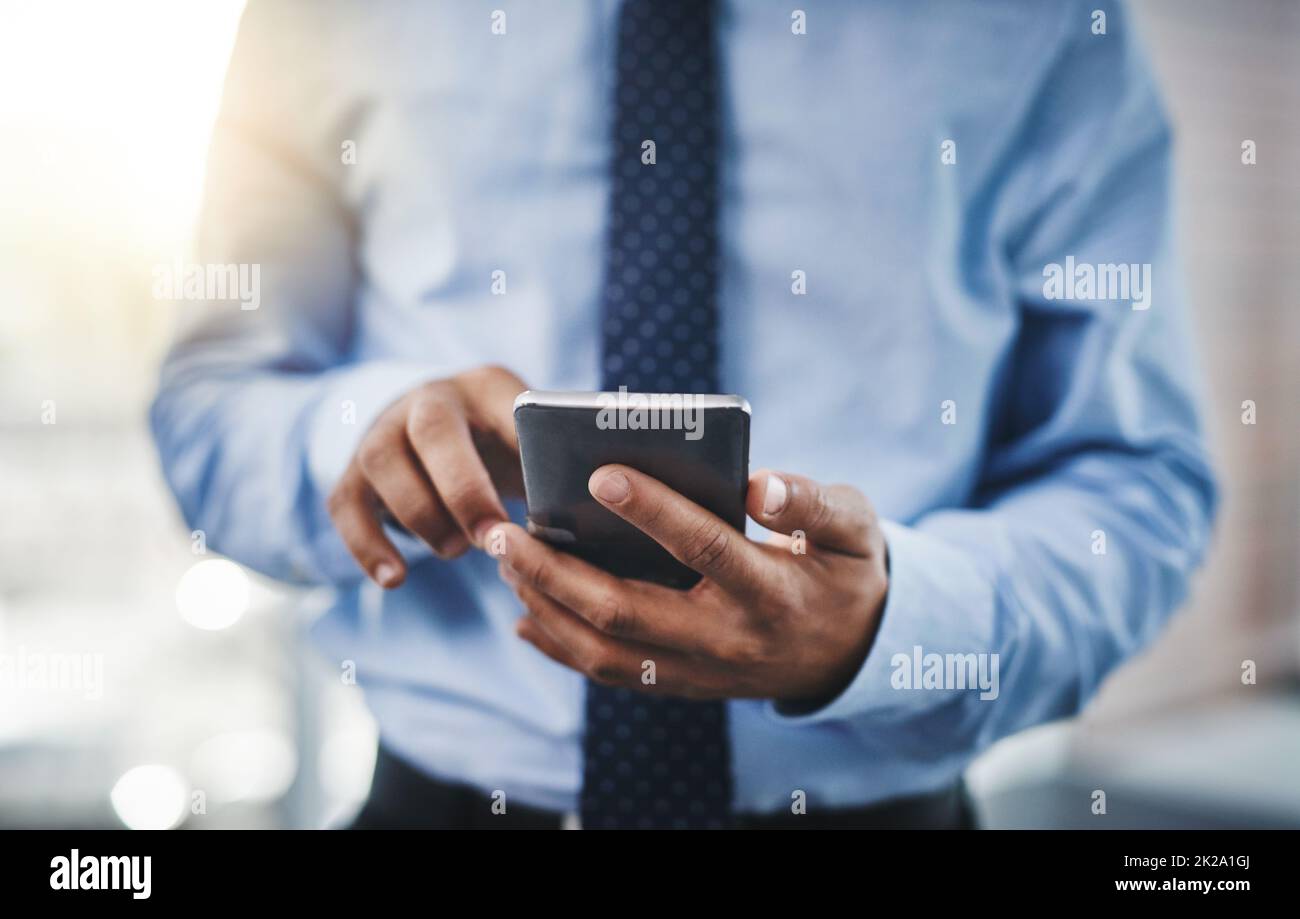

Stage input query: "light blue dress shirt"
[{"left": 152, "top": 0, "right": 1217, "bottom": 815}]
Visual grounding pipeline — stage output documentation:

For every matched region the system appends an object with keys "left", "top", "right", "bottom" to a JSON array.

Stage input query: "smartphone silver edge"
[{"left": 513, "top": 390, "right": 752, "bottom": 415}]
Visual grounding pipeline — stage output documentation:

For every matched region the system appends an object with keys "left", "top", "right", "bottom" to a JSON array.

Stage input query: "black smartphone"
[{"left": 513, "top": 390, "right": 751, "bottom": 589}]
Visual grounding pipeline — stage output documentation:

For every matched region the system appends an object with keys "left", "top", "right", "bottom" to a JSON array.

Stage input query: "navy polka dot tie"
[{"left": 584, "top": 0, "right": 733, "bottom": 830}]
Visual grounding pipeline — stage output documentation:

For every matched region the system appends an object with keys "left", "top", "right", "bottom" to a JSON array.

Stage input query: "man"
[{"left": 152, "top": 0, "right": 1216, "bottom": 830}]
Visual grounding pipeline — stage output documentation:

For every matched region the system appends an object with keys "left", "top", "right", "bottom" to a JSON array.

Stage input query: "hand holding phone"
[
  {"left": 493, "top": 461, "right": 890, "bottom": 704},
  {"left": 513, "top": 390, "right": 750, "bottom": 589}
]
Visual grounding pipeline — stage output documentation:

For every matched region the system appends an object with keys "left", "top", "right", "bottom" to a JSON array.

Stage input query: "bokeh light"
[
  {"left": 175, "top": 559, "right": 251, "bottom": 631},
  {"left": 191, "top": 729, "right": 297, "bottom": 804},
  {"left": 110, "top": 764, "right": 188, "bottom": 830}
]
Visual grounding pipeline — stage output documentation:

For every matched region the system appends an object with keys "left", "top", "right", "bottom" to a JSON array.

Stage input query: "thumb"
[{"left": 747, "top": 469, "right": 877, "bottom": 557}]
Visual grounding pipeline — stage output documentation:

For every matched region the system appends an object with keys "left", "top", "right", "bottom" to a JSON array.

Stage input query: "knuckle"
[
  {"left": 471, "top": 363, "right": 508, "bottom": 384},
  {"left": 808, "top": 486, "right": 836, "bottom": 533},
  {"left": 835, "top": 483, "right": 874, "bottom": 523},
  {"left": 721, "top": 633, "right": 769, "bottom": 668},
  {"left": 325, "top": 485, "right": 349, "bottom": 519},
  {"left": 682, "top": 519, "right": 731, "bottom": 573},
  {"left": 485, "top": 363, "right": 525, "bottom": 389},
  {"left": 406, "top": 393, "right": 456, "bottom": 441},
  {"left": 356, "top": 436, "right": 389, "bottom": 476},
  {"left": 592, "top": 593, "right": 632, "bottom": 637},
  {"left": 453, "top": 364, "right": 522, "bottom": 404},
  {"left": 858, "top": 492, "right": 880, "bottom": 531},
  {"left": 326, "top": 473, "right": 363, "bottom": 519},
  {"left": 634, "top": 498, "right": 663, "bottom": 531},
  {"left": 586, "top": 652, "right": 624, "bottom": 686},
  {"left": 520, "top": 555, "right": 551, "bottom": 593}
]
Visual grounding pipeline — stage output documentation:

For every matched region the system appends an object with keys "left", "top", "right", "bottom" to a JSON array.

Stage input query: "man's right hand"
[{"left": 327, "top": 365, "right": 528, "bottom": 588}]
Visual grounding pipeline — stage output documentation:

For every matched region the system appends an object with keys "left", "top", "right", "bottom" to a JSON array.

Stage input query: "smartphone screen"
[{"left": 513, "top": 390, "right": 750, "bottom": 589}]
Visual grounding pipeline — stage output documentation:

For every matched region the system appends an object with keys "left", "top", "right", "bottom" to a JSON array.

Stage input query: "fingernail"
[
  {"left": 374, "top": 562, "right": 401, "bottom": 588},
  {"left": 481, "top": 524, "right": 508, "bottom": 557},
  {"left": 593, "top": 470, "right": 630, "bottom": 503},
  {"left": 763, "top": 474, "right": 788, "bottom": 516}
]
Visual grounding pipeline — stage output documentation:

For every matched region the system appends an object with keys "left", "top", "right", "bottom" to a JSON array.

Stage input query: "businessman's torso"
[{"left": 293, "top": 0, "right": 1081, "bottom": 811}]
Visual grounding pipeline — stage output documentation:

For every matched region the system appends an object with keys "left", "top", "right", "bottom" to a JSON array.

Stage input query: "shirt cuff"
[{"left": 765, "top": 518, "right": 996, "bottom": 726}]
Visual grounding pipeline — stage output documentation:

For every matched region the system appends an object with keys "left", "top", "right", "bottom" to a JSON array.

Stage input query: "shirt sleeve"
[
  {"left": 149, "top": 3, "right": 439, "bottom": 585},
  {"left": 767, "top": 1, "right": 1218, "bottom": 755}
]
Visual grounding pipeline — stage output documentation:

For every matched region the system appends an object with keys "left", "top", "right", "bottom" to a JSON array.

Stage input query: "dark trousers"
[{"left": 348, "top": 746, "right": 977, "bottom": 830}]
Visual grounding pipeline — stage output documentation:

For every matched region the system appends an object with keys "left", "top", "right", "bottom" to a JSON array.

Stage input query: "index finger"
[
  {"left": 587, "top": 464, "right": 770, "bottom": 598},
  {"left": 406, "top": 394, "right": 509, "bottom": 547},
  {"left": 491, "top": 522, "right": 742, "bottom": 654}
]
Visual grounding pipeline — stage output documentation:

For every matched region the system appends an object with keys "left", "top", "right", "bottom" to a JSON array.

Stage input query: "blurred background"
[{"left": 1, "top": 0, "right": 1296, "bottom": 829}]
